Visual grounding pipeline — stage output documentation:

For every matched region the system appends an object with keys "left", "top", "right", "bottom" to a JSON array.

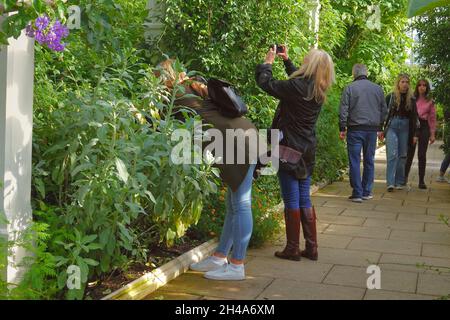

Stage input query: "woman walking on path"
[
  {"left": 383, "top": 74, "right": 420, "bottom": 192},
  {"left": 255, "top": 46, "right": 335, "bottom": 261},
  {"left": 404, "top": 79, "right": 436, "bottom": 189}
]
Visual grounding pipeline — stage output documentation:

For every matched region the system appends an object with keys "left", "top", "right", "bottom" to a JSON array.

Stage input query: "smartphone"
[{"left": 270, "top": 44, "right": 284, "bottom": 53}]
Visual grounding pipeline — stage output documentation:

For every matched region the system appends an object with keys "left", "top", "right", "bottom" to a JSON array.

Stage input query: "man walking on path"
[{"left": 339, "top": 64, "right": 387, "bottom": 202}]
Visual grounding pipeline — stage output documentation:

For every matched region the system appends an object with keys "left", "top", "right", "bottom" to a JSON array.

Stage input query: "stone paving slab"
[
  {"left": 323, "top": 265, "right": 418, "bottom": 293},
  {"left": 245, "top": 256, "right": 333, "bottom": 283},
  {"left": 425, "top": 223, "right": 450, "bottom": 232},
  {"left": 257, "top": 278, "right": 366, "bottom": 300},
  {"left": 315, "top": 247, "right": 380, "bottom": 267},
  {"left": 417, "top": 273, "right": 450, "bottom": 297},
  {"left": 397, "top": 213, "right": 443, "bottom": 224},
  {"left": 389, "top": 230, "right": 450, "bottom": 245},
  {"left": 428, "top": 196, "right": 450, "bottom": 203},
  {"left": 157, "top": 272, "right": 273, "bottom": 300},
  {"left": 363, "top": 218, "right": 424, "bottom": 231},
  {"left": 272, "top": 233, "right": 354, "bottom": 249},
  {"left": 314, "top": 206, "right": 346, "bottom": 216},
  {"left": 374, "top": 205, "right": 427, "bottom": 214},
  {"left": 323, "top": 200, "right": 376, "bottom": 210},
  {"left": 378, "top": 253, "right": 450, "bottom": 273},
  {"left": 317, "top": 222, "right": 331, "bottom": 233},
  {"left": 422, "top": 244, "right": 450, "bottom": 259},
  {"left": 347, "top": 238, "right": 422, "bottom": 256},
  {"left": 421, "top": 202, "right": 450, "bottom": 210},
  {"left": 324, "top": 224, "right": 391, "bottom": 239},
  {"left": 381, "top": 192, "right": 409, "bottom": 200},
  {"left": 368, "top": 198, "right": 405, "bottom": 206},
  {"left": 317, "top": 214, "right": 366, "bottom": 226},
  {"left": 341, "top": 209, "right": 398, "bottom": 220},
  {"left": 315, "top": 234, "right": 354, "bottom": 249},
  {"left": 363, "top": 290, "right": 437, "bottom": 300},
  {"left": 427, "top": 208, "right": 450, "bottom": 217}
]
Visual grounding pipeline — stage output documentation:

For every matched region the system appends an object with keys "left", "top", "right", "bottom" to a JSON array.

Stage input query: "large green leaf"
[
  {"left": 407, "top": 0, "right": 450, "bottom": 17},
  {"left": 115, "top": 158, "right": 129, "bottom": 184}
]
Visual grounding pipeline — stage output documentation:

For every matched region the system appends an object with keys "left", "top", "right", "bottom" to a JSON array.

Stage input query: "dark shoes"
[
  {"left": 275, "top": 207, "right": 319, "bottom": 261},
  {"left": 418, "top": 183, "right": 427, "bottom": 189}
]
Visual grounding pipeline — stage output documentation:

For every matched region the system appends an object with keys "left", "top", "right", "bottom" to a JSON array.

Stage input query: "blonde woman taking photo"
[{"left": 256, "top": 46, "right": 335, "bottom": 261}]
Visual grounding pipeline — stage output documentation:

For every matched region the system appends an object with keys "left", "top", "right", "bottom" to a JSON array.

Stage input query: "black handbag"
[
  {"left": 207, "top": 78, "right": 248, "bottom": 118},
  {"left": 383, "top": 94, "right": 395, "bottom": 137},
  {"left": 278, "top": 145, "right": 308, "bottom": 180}
]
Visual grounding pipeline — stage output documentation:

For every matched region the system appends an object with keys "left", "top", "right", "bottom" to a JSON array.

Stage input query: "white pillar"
[{"left": 0, "top": 17, "right": 34, "bottom": 285}]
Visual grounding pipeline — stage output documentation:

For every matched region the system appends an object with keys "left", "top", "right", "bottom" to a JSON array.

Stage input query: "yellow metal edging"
[{"left": 101, "top": 238, "right": 218, "bottom": 300}]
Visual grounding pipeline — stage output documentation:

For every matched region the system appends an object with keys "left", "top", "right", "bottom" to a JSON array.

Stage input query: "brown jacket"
[{"left": 175, "top": 83, "right": 257, "bottom": 192}]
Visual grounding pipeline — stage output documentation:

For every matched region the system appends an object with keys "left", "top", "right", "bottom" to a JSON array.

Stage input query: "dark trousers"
[
  {"left": 440, "top": 153, "right": 450, "bottom": 174},
  {"left": 405, "top": 120, "right": 430, "bottom": 184}
]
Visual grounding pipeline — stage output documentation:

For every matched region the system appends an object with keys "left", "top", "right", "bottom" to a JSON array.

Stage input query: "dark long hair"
[{"left": 414, "top": 79, "right": 431, "bottom": 101}]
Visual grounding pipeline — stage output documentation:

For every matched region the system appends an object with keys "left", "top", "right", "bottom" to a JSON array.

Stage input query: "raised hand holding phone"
[{"left": 276, "top": 44, "right": 289, "bottom": 61}]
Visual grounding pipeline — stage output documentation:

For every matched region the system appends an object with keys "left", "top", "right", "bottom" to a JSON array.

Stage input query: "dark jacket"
[
  {"left": 384, "top": 93, "right": 420, "bottom": 145},
  {"left": 255, "top": 59, "right": 323, "bottom": 177},
  {"left": 339, "top": 76, "right": 387, "bottom": 132},
  {"left": 175, "top": 85, "right": 257, "bottom": 192}
]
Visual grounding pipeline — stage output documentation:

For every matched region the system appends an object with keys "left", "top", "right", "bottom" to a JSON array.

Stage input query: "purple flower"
[
  {"left": 34, "top": 30, "right": 46, "bottom": 45},
  {"left": 35, "top": 15, "right": 50, "bottom": 31},
  {"left": 51, "top": 20, "right": 69, "bottom": 38},
  {"left": 25, "top": 24, "right": 35, "bottom": 38},
  {"left": 26, "top": 15, "right": 69, "bottom": 52},
  {"left": 49, "top": 42, "right": 66, "bottom": 52},
  {"left": 45, "top": 30, "right": 58, "bottom": 43}
]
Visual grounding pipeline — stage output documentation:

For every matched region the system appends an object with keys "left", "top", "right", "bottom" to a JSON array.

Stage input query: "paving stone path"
[{"left": 146, "top": 142, "right": 450, "bottom": 300}]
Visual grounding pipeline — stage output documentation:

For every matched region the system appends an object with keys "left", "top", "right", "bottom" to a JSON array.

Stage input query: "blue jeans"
[
  {"left": 347, "top": 130, "right": 377, "bottom": 198},
  {"left": 386, "top": 117, "right": 410, "bottom": 186},
  {"left": 216, "top": 164, "right": 256, "bottom": 261},
  {"left": 278, "top": 170, "right": 312, "bottom": 209},
  {"left": 440, "top": 153, "right": 450, "bottom": 174}
]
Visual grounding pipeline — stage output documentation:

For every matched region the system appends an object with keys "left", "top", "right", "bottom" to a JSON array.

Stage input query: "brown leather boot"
[
  {"left": 275, "top": 208, "right": 301, "bottom": 261},
  {"left": 300, "top": 207, "right": 318, "bottom": 260}
]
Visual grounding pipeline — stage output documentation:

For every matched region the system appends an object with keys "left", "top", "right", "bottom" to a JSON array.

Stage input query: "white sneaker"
[
  {"left": 189, "top": 256, "right": 228, "bottom": 272},
  {"left": 436, "top": 176, "right": 448, "bottom": 183},
  {"left": 395, "top": 185, "right": 405, "bottom": 190},
  {"left": 204, "top": 263, "right": 245, "bottom": 281},
  {"left": 362, "top": 194, "right": 374, "bottom": 200}
]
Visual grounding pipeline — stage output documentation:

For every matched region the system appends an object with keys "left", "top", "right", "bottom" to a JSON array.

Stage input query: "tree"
[{"left": 407, "top": 0, "right": 450, "bottom": 17}]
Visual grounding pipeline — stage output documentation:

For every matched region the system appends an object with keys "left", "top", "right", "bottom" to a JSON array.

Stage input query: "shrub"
[{"left": 192, "top": 175, "right": 282, "bottom": 249}]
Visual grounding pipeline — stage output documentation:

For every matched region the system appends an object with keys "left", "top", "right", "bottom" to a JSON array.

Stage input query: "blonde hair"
[
  {"left": 289, "top": 49, "right": 335, "bottom": 103},
  {"left": 155, "top": 58, "right": 189, "bottom": 88},
  {"left": 393, "top": 73, "right": 413, "bottom": 111},
  {"left": 156, "top": 59, "right": 208, "bottom": 98}
]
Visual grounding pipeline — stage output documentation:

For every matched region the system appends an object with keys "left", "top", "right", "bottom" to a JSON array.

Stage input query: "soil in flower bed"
[{"left": 85, "top": 231, "right": 207, "bottom": 300}]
